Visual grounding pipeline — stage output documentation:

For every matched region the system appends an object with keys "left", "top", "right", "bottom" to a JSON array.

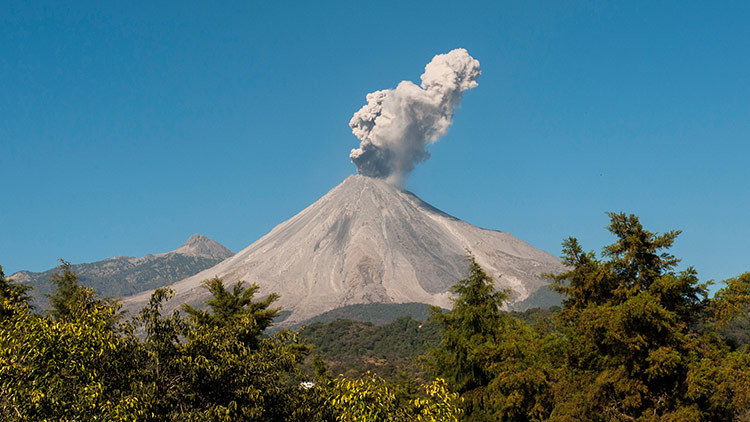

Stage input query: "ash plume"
[{"left": 349, "top": 48, "right": 481, "bottom": 185}]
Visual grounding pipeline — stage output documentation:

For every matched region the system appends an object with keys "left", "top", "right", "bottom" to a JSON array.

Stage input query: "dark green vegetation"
[
  {"left": 427, "top": 212, "right": 750, "bottom": 421},
  {"left": 1, "top": 212, "right": 748, "bottom": 421},
  {"left": 295, "top": 306, "right": 563, "bottom": 386},
  {"left": 722, "top": 309, "right": 750, "bottom": 347},
  {"left": 299, "top": 316, "right": 442, "bottom": 380}
]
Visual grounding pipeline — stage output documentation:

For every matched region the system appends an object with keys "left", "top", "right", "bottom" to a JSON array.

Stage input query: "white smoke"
[{"left": 349, "top": 48, "right": 481, "bottom": 185}]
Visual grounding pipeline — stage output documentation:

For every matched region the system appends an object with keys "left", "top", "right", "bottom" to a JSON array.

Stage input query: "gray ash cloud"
[{"left": 349, "top": 48, "right": 481, "bottom": 185}]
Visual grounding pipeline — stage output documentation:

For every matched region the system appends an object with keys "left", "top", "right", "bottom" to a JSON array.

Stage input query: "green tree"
[
  {"left": 328, "top": 372, "right": 461, "bottom": 422},
  {"left": 125, "top": 287, "right": 189, "bottom": 420},
  {"left": 313, "top": 353, "right": 332, "bottom": 384},
  {"left": 46, "top": 259, "right": 119, "bottom": 326},
  {"left": 0, "top": 269, "right": 139, "bottom": 420},
  {"left": 709, "top": 272, "right": 750, "bottom": 329},
  {"left": 429, "top": 254, "right": 560, "bottom": 421},
  {"left": 479, "top": 313, "right": 560, "bottom": 421},
  {"left": 0, "top": 265, "right": 33, "bottom": 317},
  {"left": 2, "top": 273, "right": 330, "bottom": 421},
  {"left": 547, "top": 212, "right": 748, "bottom": 421},
  {"left": 426, "top": 213, "right": 750, "bottom": 421},
  {"left": 428, "top": 254, "right": 510, "bottom": 419},
  {"left": 46, "top": 259, "right": 84, "bottom": 321},
  {"left": 182, "top": 277, "right": 280, "bottom": 348},
  {"left": 136, "top": 279, "right": 324, "bottom": 421}
]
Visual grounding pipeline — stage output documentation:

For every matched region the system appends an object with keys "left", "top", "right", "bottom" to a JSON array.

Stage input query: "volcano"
[{"left": 122, "top": 176, "right": 564, "bottom": 325}]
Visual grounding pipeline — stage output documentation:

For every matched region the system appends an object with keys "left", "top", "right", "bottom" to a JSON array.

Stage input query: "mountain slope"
[
  {"left": 12, "top": 234, "right": 233, "bottom": 307},
  {"left": 123, "top": 176, "right": 564, "bottom": 325}
]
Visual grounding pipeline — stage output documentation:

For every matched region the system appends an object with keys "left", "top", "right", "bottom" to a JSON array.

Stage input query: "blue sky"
[{"left": 2, "top": 1, "right": 748, "bottom": 290}]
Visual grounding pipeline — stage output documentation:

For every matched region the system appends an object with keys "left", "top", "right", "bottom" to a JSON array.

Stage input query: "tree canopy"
[
  {"left": 0, "top": 265, "right": 33, "bottom": 316},
  {"left": 1, "top": 269, "right": 460, "bottom": 421},
  {"left": 428, "top": 212, "right": 750, "bottom": 421},
  {"left": 2, "top": 213, "right": 748, "bottom": 420}
]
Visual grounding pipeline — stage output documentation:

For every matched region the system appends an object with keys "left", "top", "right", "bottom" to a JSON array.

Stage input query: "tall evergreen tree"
[
  {"left": 547, "top": 212, "right": 743, "bottom": 421},
  {"left": 429, "top": 254, "right": 511, "bottom": 419},
  {"left": 430, "top": 254, "right": 507, "bottom": 392}
]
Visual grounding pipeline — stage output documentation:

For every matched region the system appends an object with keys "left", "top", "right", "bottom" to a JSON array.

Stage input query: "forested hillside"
[
  {"left": 296, "top": 307, "right": 561, "bottom": 382},
  {"left": 299, "top": 316, "right": 441, "bottom": 380}
]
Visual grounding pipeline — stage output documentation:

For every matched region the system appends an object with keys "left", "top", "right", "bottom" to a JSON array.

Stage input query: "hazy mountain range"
[{"left": 11, "top": 234, "right": 233, "bottom": 307}]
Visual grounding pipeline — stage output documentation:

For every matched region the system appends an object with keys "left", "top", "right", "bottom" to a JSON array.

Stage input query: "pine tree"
[
  {"left": 428, "top": 254, "right": 511, "bottom": 419},
  {"left": 546, "top": 212, "right": 742, "bottom": 420}
]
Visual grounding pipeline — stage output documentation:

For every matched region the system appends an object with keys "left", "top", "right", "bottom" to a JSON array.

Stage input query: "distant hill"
[
  {"left": 298, "top": 316, "right": 443, "bottom": 380},
  {"left": 297, "top": 306, "right": 561, "bottom": 381},
  {"left": 300, "top": 302, "right": 437, "bottom": 326},
  {"left": 11, "top": 234, "right": 233, "bottom": 308},
  {"left": 511, "top": 284, "right": 564, "bottom": 310}
]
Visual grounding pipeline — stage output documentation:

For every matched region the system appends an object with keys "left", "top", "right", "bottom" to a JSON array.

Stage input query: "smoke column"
[{"left": 349, "top": 48, "right": 481, "bottom": 185}]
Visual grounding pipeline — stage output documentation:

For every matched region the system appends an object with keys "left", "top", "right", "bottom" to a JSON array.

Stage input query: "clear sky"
[{"left": 2, "top": 1, "right": 748, "bottom": 291}]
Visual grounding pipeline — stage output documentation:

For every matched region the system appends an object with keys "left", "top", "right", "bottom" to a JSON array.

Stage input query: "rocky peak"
[{"left": 172, "top": 234, "right": 233, "bottom": 260}]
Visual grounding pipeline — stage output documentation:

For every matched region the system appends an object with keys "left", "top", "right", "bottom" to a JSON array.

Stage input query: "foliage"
[
  {"left": 425, "top": 212, "right": 750, "bottom": 421},
  {"left": 128, "top": 282, "right": 327, "bottom": 421},
  {"left": 329, "top": 371, "right": 404, "bottom": 421},
  {"left": 428, "top": 254, "right": 513, "bottom": 419},
  {"left": 720, "top": 310, "right": 750, "bottom": 348},
  {"left": 182, "top": 277, "right": 280, "bottom": 349},
  {"left": 46, "top": 259, "right": 120, "bottom": 327},
  {"left": 710, "top": 272, "right": 750, "bottom": 329},
  {"left": 3, "top": 213, "right": 748, "bottom": 421},
  {"left": 543, "top": 212, "right": 746, "bottom": 420},
  {"left": 428, "top": 255, "right": 508, "bottom": 388},
  {"left": 327, "top": 372, "right": 461, "bottom": 422},
  {"left": 413, "top": 378, "right": 463, "bottom": 422},
  {"left": 0, "top": 280, "right": 138, "bottom": 420},
  {"left": 1, "top": 268, "right": 462, "bottom": 421},
  {"left": 299, "top": 316, "right": 441, "bottom": 380},
  {"left": 0, "top": 265, "right": 33, "bottom": 317},
  {"left": 1, "top": 272, "right": 324, "bottom": 421}
]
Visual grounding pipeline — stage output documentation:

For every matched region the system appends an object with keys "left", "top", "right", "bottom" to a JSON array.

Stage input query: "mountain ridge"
[{"left": 12, "top": 234, "right": 233, "bottom": 307}]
